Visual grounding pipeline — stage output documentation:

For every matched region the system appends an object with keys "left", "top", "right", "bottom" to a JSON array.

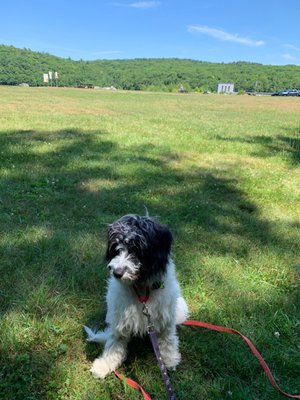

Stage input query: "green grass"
[{"left": 0, "top": 86, "right": 299, "bottom": 400}]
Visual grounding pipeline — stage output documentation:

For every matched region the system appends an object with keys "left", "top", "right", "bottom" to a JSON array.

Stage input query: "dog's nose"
[{"left": 113, "top": 268, "right": 125, "bottom": 279}]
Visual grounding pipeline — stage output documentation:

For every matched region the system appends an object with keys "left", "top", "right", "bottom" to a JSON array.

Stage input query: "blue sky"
[{"left": 1, "top": 0, "right": 300, "bottom": 65}]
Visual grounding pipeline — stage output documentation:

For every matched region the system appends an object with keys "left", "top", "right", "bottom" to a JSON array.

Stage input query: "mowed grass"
[{"left": 0, "top": 86, "right": 299, "bottom": 400}]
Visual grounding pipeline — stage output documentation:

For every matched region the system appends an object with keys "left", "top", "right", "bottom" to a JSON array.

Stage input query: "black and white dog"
[{"left": 85, "top": 214, "right": 189, "bottom": 378}]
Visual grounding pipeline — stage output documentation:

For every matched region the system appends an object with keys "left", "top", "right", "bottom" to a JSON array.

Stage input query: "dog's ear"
[
  {"left": 105, "top": 245, "right": 110, "bottom": 262},
  {"left": 146, "top": 223, "right": 173, "bottom": 273},
  {"left": 105, "top": 223, "right": 114, "bottom": 262},
  {"left": 156, "top": 224, "right": 173, "bottom": 258}
]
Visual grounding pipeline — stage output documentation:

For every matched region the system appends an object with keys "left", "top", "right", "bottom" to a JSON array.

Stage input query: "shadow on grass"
[
  {"left": 0, "top": 128, "right": 299, "bottom": 399},
  {"left": 215, "top": 128, "right": 300, "bottom": 165}
]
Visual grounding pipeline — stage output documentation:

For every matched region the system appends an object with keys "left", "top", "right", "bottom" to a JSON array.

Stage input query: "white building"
[{"left": 217, "top": 83, "right": 235, "bottom": 94}]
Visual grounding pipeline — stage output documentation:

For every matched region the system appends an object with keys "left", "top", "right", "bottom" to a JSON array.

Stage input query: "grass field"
[{"left": 0, "top": 86, "right": 299, "bottom": 400}]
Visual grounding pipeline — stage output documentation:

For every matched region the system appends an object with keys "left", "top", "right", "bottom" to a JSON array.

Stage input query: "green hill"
[{"left": 1, "top": 44, "right": 300, "bottom": 92}]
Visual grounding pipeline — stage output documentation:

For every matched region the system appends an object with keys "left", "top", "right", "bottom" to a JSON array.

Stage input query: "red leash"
[
  {"left": 113, "top": 370, "right": 151, "bottom": 400},
  {"left": 184, "top": 320, "right": 300, "bottom": 399},
  {"left": 114, "top": 319, "right": 300, "bottom": 400}
]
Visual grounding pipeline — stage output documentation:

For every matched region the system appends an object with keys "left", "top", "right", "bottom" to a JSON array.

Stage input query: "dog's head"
[{"left": 105, "top": 214, "right": 173, "bottom": 283}]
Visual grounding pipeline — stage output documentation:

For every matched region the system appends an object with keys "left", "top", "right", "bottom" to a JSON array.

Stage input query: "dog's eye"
[
  {"left": 111, "top": 246, "right": 121, "bottom": 257},
  {"left": 112, "top": 249, "right": 119, "bottom": 256}
]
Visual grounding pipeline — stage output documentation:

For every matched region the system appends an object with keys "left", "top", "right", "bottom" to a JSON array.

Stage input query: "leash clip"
[{"left": 142, "top": 304, "right": 154, "bottom": 333}]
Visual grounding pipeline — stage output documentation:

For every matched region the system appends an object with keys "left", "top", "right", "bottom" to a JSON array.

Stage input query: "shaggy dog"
[{"left": 84, "top": 214, "right": 189, "bottom": 379}]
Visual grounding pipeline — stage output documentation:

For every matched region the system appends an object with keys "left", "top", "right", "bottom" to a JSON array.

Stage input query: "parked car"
[
  {"left": 287, "top": 89, "right": 300, "bottom": 96},
  {"left": 272, "top": 89, "right": 300, "bottom": 96}
]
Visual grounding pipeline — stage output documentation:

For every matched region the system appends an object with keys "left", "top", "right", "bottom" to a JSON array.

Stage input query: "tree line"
[{"left": 1, "top": 44, "right": 300, "bottom": 92}]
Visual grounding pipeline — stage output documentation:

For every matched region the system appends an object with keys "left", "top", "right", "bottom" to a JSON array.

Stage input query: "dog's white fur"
[{"left": 85, "top": 259, "right": 188, "bottom": 378}]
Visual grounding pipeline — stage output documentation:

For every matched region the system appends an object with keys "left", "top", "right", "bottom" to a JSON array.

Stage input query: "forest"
[{"left": 1, "top": 44, "right": 300, "bottom": 92}]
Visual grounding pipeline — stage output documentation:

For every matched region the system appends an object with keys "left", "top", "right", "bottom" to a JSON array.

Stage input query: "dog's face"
[{"left": 105, "top": 214, "right": 173, "bottom": 283}]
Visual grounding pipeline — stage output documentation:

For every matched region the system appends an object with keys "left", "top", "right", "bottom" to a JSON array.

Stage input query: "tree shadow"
[
  {"left": 215, "top": 128, "right": 300, "bottom": 165},
  {"left": 0, "top": 128, "right": 299, "bottom": 399}
]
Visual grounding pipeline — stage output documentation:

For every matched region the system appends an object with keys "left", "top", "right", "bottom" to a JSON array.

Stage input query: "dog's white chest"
[{"left": 106, "top": 278, "right": 176, "bottom": 337}]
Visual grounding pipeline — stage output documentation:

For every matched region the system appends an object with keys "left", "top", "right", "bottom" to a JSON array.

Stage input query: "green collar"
[{"left": 151, "top": 281, "right": 165, "bottom": 290}]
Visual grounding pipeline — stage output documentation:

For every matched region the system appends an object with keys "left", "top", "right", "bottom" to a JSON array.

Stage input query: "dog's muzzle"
[
  {"left": 111, "top": 266, "right": 125, "bottom": 279},
  {"left": 107, "top": 249, "right": 140, "bottom": 281}
]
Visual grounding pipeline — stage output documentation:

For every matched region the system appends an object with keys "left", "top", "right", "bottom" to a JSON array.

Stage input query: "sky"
[{"left": 1, "top": 0, "right": 300, "bottom": 65}]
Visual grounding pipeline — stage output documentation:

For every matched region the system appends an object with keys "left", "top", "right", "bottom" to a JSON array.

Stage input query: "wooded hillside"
[{"left": 1, "top": 44, "right": 300, "bottom": 92}]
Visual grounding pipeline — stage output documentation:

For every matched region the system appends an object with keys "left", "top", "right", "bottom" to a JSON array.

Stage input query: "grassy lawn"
[{"left": 0, "top": 86, "right": 299, "bottom": 400}]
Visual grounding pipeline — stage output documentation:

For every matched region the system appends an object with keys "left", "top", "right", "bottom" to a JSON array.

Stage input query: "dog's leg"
[
  {"left": 90, "top": 332, "right": 128, "bottom": 379},
  {"left": 175, "top": 296, "right": 189, "bottom": 325},
  {"left": 157, "top": 328, "right": 181, "bottom": 370}
]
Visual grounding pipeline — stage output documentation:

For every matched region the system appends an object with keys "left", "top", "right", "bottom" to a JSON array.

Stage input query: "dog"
[{"left": 84, "top": 214, "right": 189, "bottom": 379}]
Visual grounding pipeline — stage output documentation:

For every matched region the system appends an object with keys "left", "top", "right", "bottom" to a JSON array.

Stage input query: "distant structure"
[
  {"left": 178, "top": 85, "right": 188, "bottom": 93},
  {"left": 43, "top": 71, "right": 59, "bottom": 86},
  {"left": 217, "top": 83, "right": 234, "bottom": 94}
]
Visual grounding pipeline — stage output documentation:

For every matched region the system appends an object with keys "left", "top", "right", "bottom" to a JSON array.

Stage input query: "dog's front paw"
[
  {"left": 90, "top": 358, "right": 111, "bottom": 379},
  {"left": 164, "top": 353, "right": 181, "bottom": 370}
]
